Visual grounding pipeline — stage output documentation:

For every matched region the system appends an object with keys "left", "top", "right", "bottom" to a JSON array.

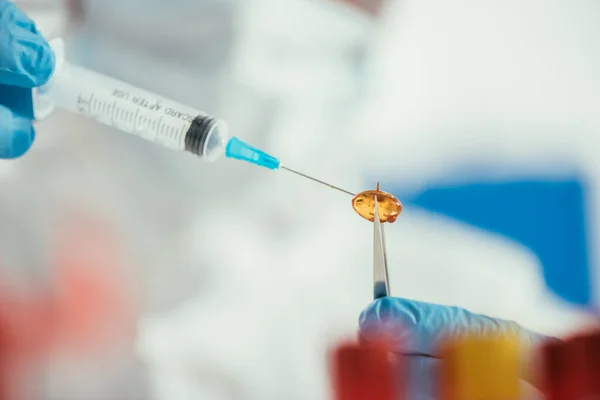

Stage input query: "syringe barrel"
[{"left": 33, "top": 38, "right": 229, "bottom": 161}]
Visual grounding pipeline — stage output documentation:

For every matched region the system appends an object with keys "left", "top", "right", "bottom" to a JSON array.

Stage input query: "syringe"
[{"left": 33, "top": 38, "right": 355, "bottom": 196}]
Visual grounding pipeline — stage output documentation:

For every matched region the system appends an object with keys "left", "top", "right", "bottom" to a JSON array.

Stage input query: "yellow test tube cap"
[{"left": 440, "top": 333, "right": 522, "bottom": 400}]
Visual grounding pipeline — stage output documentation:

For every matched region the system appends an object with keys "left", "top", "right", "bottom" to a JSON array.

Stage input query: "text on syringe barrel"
[{"left": 54, "top": 63, "right": 209, "bottom": 151}]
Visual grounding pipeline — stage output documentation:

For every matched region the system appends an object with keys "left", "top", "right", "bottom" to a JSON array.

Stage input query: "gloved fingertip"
[
  {"left": 375, "top": 296, "right": 401, "bottom": 323},
  {"left": 358, "top": 297, "right": 415, "bottom": 351},
  {"left": 11, "top": 124, "right": 35, "bottom": 158},
  {"left": 360, "top": 297, "right": 416, "bottom": 327},
  {"left": 0, "top": 108, "right": 35, "bottom": 158},
  {"left": 20, "top": 39, "right": 55, "bottom": 87},
  {"left": 0, "top": 1, "right": 54, "bottom": 87},
  {"left": 1, "top": 0, "right": 37, "bottom": 33}
]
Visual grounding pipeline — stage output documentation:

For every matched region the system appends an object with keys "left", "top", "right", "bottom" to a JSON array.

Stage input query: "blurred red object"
[
  {"left": 328, "top": 0, "right": 385, "bottom": 16},
  {"left": 568, "top": 334, "right": 600, "bottom": 399},
  {"left": 51, "top": 212, "right": 138, "bottom": 353},
  {"left": 0, "top": 210, "right": 139, "bottom": 399},
  {"left": 0, "top": 288, "right": 57, "bottom": 400},
  {"left": 331, "top": 339, "right": 402, "bottom": 400},
  {"left": 542, "top": 330, "right": 600, "bottom": 400},
  {"left": 541, "top": 339, "right": 570, "bottom": 400}
]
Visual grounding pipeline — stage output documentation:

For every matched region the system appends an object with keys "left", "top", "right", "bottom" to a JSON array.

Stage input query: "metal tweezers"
[
  {"left": 371, "top": 196, "right": 439, "bottom": 359},
  {"left": 373, "top": 196, "right": 390, "bottom": 299}
]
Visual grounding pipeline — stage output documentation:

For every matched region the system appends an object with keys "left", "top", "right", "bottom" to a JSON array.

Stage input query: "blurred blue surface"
[{"left": 390, "top": 178, "right": 591, "bottom": 306}]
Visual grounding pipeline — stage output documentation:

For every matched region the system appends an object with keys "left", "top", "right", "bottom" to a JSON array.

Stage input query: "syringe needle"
[{"left": 280, "top": 165, "right": 355, "bottom": 197}]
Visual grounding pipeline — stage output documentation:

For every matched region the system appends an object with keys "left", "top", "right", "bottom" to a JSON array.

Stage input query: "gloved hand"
[
  {"left": 359, "top": 296, "right": 553, "bottom": 399},
  {"left": 0, "top": 0, "right": 54, "bottom": 159}
]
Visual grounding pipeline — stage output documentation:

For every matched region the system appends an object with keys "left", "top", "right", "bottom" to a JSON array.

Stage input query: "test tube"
[
  {"left": 541, "top": 339, "right": 570, "bottom": 400},
  {"left": 331, "top": 340, "right": 402, "bottom": 400},
  {"left": 542, "top": 330, "right": 600, "bottom": 400},
  {"left": 439, "top": 333, "right": 521, "bottom": 400}
]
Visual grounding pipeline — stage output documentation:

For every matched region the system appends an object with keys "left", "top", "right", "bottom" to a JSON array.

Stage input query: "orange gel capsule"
[{"left": 352, "top": 183, "right": 402, "bottom": 223}]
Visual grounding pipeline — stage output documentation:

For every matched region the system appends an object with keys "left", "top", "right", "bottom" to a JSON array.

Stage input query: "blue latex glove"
[
  {"left": 0, "top": 0, "right": 54, "bottom": 159},
  {"left": 359, "top": 297, "right": 553, "bottom": 399}
]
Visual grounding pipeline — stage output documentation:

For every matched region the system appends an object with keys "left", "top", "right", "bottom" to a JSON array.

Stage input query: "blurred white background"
[{"left": 3, "top": 0, "right": 600, "bottom": 398}]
